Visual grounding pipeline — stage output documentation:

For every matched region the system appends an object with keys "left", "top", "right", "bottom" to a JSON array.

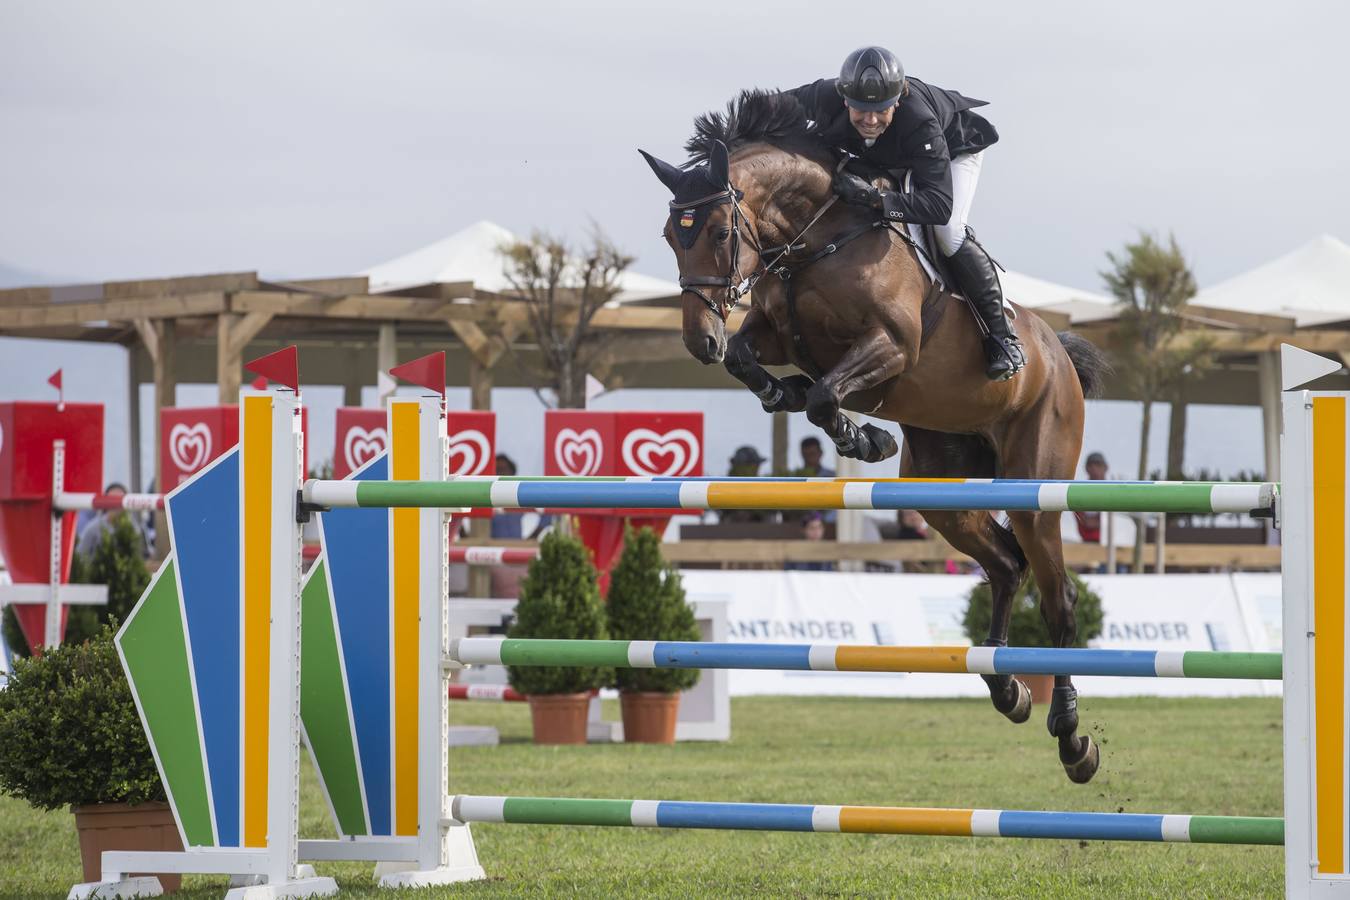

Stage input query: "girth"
[{"left": 766, "top": 221, "right": 949, "bottom": 380}]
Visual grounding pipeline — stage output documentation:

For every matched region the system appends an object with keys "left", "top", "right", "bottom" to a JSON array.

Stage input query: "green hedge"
[
  {"left": 506, "top": 531, "right": 612, "bottom": 695},
  {"left": 606, "top": 527, "right": 701, "bottom": 694},
  {"left": 0, "top": 625, "right": 163, "bottom": 810}
]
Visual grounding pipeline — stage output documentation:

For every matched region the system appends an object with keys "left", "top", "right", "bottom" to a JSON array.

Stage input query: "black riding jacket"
[{"left": 784, "top": 76, "right": 999, "bottom": 226}]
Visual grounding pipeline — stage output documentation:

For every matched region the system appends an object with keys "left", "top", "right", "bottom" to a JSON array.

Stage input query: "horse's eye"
[{"left": 714, "top": 228, "right": 731, "bottom": 244}]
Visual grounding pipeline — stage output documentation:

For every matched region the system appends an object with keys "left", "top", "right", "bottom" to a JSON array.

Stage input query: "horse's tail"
[{"left": 1056, "top": 332, "right": 1111, "bottom": 399}]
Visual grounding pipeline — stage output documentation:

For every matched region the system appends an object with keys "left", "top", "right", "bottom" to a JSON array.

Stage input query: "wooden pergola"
[{"left": 3, "top": 270, "right": 1349, "bottom": 491}]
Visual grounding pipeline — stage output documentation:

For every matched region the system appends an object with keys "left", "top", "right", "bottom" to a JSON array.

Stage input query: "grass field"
[{"left": 2, "top": 695, "right": 1284, "bottom": 898}]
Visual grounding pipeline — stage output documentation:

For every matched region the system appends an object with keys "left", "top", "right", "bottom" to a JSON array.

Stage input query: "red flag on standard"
[
  {"left": 389, "top": 351, "right": 446, "bottom": 398},
  {"left": 47, "top": 369, "right": 62, "bottom": 391},
  {"left": 244, "top": 346, "right": 299, "bottom": 391}
]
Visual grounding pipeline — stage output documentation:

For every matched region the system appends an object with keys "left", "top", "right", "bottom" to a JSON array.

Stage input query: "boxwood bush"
[
  {"left": 606, "top": 527, "right": 701, "bottom": 693},
  {"left": 506, "top": 531, "right": 612, "bottom": 696},
  {"left": 0, "top": 625, "right": 164, "bottom": 810}
]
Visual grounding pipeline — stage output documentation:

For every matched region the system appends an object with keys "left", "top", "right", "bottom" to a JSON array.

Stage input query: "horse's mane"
[{"left": 683, "top": 89, "right": 820, "bottom": 166}]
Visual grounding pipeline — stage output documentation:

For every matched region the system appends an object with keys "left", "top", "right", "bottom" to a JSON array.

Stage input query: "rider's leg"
[{"left": 937, "top": 153, "right": 1025, "bottom": 382}]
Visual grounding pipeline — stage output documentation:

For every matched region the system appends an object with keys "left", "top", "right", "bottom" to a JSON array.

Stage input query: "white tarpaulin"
[{"left": 678, "top": 570, "right": 1281, "bottom": 698}]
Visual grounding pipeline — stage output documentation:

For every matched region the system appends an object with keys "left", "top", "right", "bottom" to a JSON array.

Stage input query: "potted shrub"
[
  {"left": 962, "top": 572, "right": 1105, "bottom": 703},
  {"left": 506, "top": 531, "right": 613, "bottom": 744},
  {"left": 605, "top": 527, "right": 701, "bottom": 743},
  {"left": 0, "top": 625, "right": 183, "bottom": 892}
]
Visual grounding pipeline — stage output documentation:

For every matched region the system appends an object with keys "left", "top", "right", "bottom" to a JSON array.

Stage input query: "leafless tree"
[{"left": 500, "top": 227, "right": 634, "bottom": 408}]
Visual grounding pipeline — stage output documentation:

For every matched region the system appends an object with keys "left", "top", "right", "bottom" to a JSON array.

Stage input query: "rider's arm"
[{"left": 879, "top": 125, "right": 954, "bottom": 226}]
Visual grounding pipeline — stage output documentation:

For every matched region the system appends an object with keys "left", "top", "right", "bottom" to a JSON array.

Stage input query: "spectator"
[
  {"left": 795, "top": 437, "right": 835, "bottom": 477},
  {"left": 786, "top": 512, "right": 836, "bottom": 572},
  {"left": 1074, "top": 451, "right": 1108, "bottom": 544},
  {"left": 720, "top": 446, "right": 775, "bottom": 524},
  {"left": 896, "top": 509, "right": 929, "bottom": 540},
  {"left": 795, "top": 436, "right": 837, "bottom": 522},
  {"left": 76, "top": 483, "right": 149, "bottom": 559},
  {"left": 490, "top": 454, "right": 551, "bottom": 539},
  {"left": 490, "top": 455, "right": 525, "bottom": 539}
]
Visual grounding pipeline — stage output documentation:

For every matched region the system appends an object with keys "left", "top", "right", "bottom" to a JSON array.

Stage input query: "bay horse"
[{"left": 640, "top": 90, "right": 1110, "bottom": 784}]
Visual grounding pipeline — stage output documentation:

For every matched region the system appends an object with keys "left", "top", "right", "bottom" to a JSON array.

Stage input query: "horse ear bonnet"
[{"left": 638, "top": 146, "right": 731, "bottom": 250}]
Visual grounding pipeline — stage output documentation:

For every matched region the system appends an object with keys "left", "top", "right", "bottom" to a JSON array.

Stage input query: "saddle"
[{"left": 838, "top": 157, "right": 1017, "bottom": 328}]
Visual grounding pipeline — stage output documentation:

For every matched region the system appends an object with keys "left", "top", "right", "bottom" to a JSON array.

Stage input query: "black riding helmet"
[{"left": 836, "top": 46, "right": 905, "bottom": 111}]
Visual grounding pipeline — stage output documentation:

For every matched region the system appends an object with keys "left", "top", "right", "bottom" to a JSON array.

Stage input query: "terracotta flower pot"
[
  {"left": 72, "top": 801, "right": 184, "bottom": 893},
  {"left": 620, "top": 692, "right": 680, "bottom": 744},
  {"left": 527, "top": 692, "right": 591, "bottom": 744},
  {"left": 1024, "top": 673, "right": 1057, "bottom": 705}
]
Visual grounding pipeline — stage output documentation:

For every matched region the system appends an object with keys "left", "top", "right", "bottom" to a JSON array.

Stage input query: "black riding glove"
[{"left": 832, "top": 172, "right": 884, "bottom": 210}]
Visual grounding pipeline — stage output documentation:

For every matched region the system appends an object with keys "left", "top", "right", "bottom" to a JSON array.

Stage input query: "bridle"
[
  {"left": 674, "top": 173, "right": 841, "bottom": 322},
  {"left": 672, "top": 186, "right": 762, "bottom": 322}
]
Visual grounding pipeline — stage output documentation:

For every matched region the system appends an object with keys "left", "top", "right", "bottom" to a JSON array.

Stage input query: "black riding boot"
[{"left": 946, "top": 237, "right": 1026, "bottom": 381}]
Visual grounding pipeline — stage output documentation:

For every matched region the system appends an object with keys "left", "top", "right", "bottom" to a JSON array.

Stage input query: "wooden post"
[
  {"left": 771, "top": 411, "right": 788, "bottom": 476},
  {"left": 127, "top": 347, "right": 142, "bottom": 493},
  {"left": 1257, "top": 350, "right": 1281, "bottom": 480},
  {"left": 469, "top": 356, "right": 492, "bottom": 411},
  {"left": 153, "top": 319, "right": 176, "bottom": 557},
  {"left": 378, "top": 324, "right": 397, "bottom": 404},
  {"left": 217, "top": 312, "right": 241, "bottom": 403}
]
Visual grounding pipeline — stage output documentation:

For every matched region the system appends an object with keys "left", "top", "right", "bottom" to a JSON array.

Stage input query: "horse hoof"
[
  {"left": 1060, "top": 735, "right": 1100, "bottom": 784},
  {"left": 778, "top": 375, "right": 813, "bottom": 413},
  {"left": 1002, "top": 678, "right": 1032, "bottom": 724},
  {"left": 860, "top": 424, "right": 898, "bottom": 462}
]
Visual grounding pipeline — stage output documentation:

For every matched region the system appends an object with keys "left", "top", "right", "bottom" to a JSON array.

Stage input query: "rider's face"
[{"left": 846, "top": 102, "right": 896, "bottom": 141}]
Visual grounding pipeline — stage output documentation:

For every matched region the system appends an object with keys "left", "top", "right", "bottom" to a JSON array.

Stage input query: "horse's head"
[{"left": 640, "top": 140, "right": 762, "bottom": 365}]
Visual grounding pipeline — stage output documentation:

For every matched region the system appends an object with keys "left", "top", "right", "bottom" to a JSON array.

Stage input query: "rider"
[{"left": 785, "top": 46, "right": 1025, "bottom": 381}]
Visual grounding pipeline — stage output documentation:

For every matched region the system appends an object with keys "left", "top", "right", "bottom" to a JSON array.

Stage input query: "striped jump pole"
[
  {"left": 449, "top": 546, "right": 539, "bottom": 566},
  {"left": 451, "top": 796, "right": 1284, "bottom": 846},
  {"left": 452, "top": 639, "right": 1281, "bottom": 681},
  {"left": 52, "top": 491, "right": 164, "bottom": 511},
  {"left": 303, "top": 476, "right": 1276, "bottom": 515},
  {"left": 449, "top": 684, "right": 526, "bottom": 703}
]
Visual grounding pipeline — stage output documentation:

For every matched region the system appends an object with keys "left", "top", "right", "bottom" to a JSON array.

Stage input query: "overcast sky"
[
  {"left": 3, "top": 0, "right": 1348, "bottom": 290},
  {"left": 0, "top": 2, "right": 1338, "bottom": 488}
]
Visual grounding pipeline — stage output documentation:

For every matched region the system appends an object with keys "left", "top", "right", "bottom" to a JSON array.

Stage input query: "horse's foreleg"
[
  {"left": 804, "top": 327, "right": 907, "bottom": 462},
  {"left": 724, "top": 307, "right": 812, "bottom": 413}
]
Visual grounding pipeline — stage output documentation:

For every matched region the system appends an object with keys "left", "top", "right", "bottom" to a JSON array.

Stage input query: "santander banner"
[{"left": 544, "top": 411, "right": 702, "bottom": 478}]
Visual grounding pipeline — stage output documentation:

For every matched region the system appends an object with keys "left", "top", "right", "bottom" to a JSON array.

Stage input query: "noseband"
[{"left": 672, "top": 186, "right": 764, "bottom": 322}]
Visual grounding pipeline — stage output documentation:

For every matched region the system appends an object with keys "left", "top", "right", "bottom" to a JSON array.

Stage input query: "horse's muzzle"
[{"left": 685, "top": 329, "right": 726, "bottom": 365}]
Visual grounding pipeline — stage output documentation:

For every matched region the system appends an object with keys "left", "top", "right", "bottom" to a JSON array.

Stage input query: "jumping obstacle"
[
  {"left": 449, "top": 795, "right": 1284, "bottom": 845},
  {"left": 68, "top": 345, "right": 1350, "bottom": 899},
  {"left": 448, "top": 545, "right": 538, "bottom": 566},
  {"left": 305, "top": 476, "right": 1275, "bottom": 515},
  {"left": 452, "top": 639, "right": 1282, "bottom": 680},
  {"left": 448, "top": 684, "right": 526, "bottom": 703}
]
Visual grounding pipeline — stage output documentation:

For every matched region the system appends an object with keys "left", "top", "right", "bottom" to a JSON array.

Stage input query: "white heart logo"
[
  {"left": 168, "top": 423, "right": 212, "bottom": 479},
  {"left": 621, "top": 428, "right": 700, "bottom": 477},
  {"left": 554, "top": 427, "right": 603, "bottom": 476},
  {"left": 447, "top": 429, "right": 491, "bottom": 476},
  {"left": 343, "top": 425, "right": 388, "bottom": 472}
]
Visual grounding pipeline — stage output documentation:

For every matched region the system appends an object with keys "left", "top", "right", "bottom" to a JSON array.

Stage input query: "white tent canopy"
[
  {"left": 361, "top": 220, "right": 682, "bottom": 304},
  {"left": 1000, "top": 269, "right": 1116, "bottom": 323},
  {"left": 1193, "top": 235, "right": 1350, "bottom": 327}
]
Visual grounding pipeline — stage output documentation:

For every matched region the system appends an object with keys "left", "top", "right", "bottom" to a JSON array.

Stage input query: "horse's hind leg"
[
  {"left": 1006, "top": 509, "right": 1099, "bottom": 784},
  {"left": 900, "top": 428, "right": 1032, "bottom": 722}
]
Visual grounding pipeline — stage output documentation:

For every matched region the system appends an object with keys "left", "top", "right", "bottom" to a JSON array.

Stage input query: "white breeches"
[{"left": 935, "top": 151, "right": 983, "bottom": 257}]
